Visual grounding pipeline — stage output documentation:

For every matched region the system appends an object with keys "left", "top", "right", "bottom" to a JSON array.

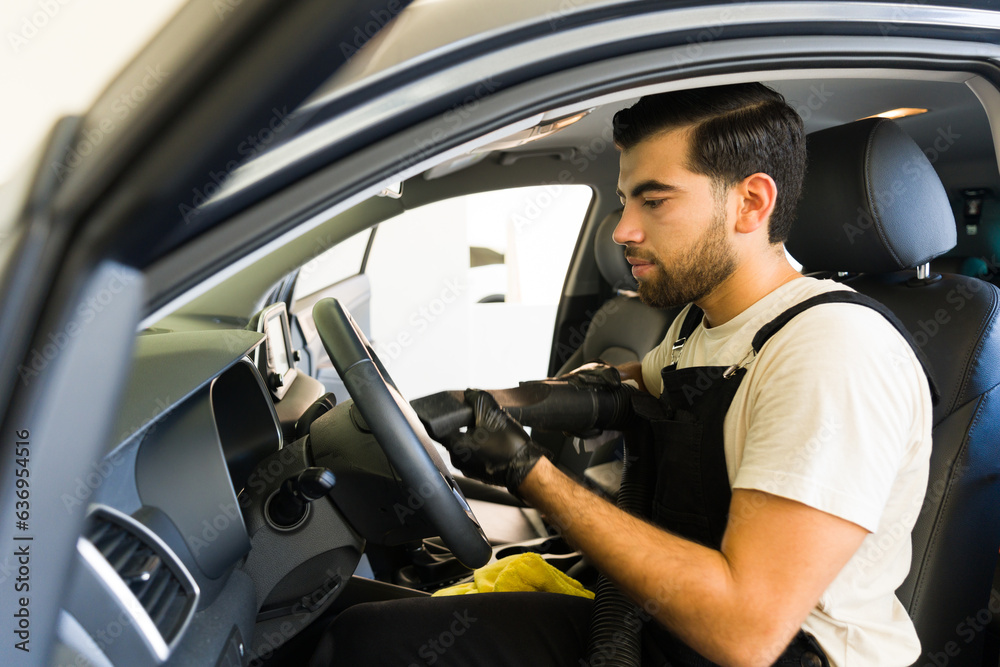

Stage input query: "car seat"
[
  {"left": 786, "top": 117, "right": 1000, "bottom": 666},
  {"left": 540, "top": 210, "right": 678, "bottom": 493}
]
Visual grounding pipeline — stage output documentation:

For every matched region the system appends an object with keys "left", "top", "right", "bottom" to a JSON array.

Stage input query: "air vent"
[
  {"left": 85, "top": 517, "right": 194, "bottom": 644},
  {"left": 70, "top": 508, "right": 200, "bottom": 663}
]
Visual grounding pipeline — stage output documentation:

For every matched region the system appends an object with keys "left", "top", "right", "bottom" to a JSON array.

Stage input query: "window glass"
[
  {"left": 365, "top": 185, "right": 593, "bottom": 398},
  {"left": 293, "top": 228, "right": 372, "bottom": 298}
]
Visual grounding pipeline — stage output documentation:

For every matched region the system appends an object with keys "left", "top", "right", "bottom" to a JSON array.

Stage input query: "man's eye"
[{"left": 644, "top": 199, "right": 664, "bottom": 209}]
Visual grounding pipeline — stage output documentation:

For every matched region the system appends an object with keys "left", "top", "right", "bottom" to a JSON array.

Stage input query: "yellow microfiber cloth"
[{"left": 432, "top": 552, "right": 594, "bottom": 599}]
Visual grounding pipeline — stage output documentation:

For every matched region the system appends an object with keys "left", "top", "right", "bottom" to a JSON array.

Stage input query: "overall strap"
[
  {"left": 750, "top": 291, "right": 940, "bottom": 404},
  {"left": 678, "top": 304, "right": 704, "bottom": 341},
  {"left": 667, "top": 305, "right": 704, "bottom": 366}
]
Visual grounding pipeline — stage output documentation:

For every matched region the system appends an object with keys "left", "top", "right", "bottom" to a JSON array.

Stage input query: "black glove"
[
  {"left": 558, "top": 360, "right": 622, "bottom": 389},
  {"left": 442, "top": 389, "right": 550, "bottom": 496}
]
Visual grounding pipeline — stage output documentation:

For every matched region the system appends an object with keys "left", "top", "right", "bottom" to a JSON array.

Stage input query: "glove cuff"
[{"left": 505, "top": 440, "right": 549, "bottom": 497}]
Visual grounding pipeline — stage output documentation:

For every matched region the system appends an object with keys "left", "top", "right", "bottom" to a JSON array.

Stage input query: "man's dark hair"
[{"left": 612, "top": 83, "right": 806, "bottom": 244}]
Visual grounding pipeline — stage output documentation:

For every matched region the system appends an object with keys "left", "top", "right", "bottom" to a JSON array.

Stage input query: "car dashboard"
[{"left": 60, "top": 310, "right": 363, "bottom": 667}]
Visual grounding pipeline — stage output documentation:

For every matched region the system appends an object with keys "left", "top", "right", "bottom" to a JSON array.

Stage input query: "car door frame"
[{"left": 0, "top": 1, "right": 412, "bottom": 663}]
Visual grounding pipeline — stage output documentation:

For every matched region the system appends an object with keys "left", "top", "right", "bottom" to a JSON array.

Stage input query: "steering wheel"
[{"left": 311, "top": 297, "right": 492, "bottom": 568}]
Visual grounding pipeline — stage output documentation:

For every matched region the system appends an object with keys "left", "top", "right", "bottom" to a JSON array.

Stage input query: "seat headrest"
[
  {"left": 594, "top": 209, "right": 637, "bottom": 291},
  {"left": 786, "top": 118, "right": 956, "bottom": 273}
]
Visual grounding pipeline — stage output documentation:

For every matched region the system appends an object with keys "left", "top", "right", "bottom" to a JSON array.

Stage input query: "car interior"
[{"left": 42, "top": 4, "right": 1000, "bottom": 667}]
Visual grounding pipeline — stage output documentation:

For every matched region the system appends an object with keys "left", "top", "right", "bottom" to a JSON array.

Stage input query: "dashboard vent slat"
[
  {"left": 84, "top": 512, "right": 197, "bottom": 648},
  {"left": 140, "top": 567, "right": 172, "bottom": 612},
  {"left": 147, "top": 579, "right": 184, "bottom": 629},
  {"left": 94, "top": 525, "right": 128, "bottom": 559},
  {"left": 122, "top": 551, "right": 162, "bottom": 585},
  {"left": 88, "top": 520, "right": 112, "bottom": 545},
  {"left": 109, "top": 536, "right": 143, "bottom": 572}
]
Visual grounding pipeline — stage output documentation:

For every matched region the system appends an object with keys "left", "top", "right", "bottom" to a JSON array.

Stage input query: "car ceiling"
[
  {"left": 165, "top": 70, "right": 1000, "bottom": 326},
  {"left": 506, "top": 76, "right": 998, "bottom": 191}
]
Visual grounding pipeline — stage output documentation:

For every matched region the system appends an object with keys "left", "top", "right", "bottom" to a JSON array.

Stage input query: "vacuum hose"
[
  {"left": 584, "top": 431, "right": 651, "bottom": 666},
  {"left": 412, "top": 379, "right": 635, "bottom": 441}
]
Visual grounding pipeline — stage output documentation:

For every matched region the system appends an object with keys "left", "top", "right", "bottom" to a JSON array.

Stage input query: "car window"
[
  {"left": 293, "top": 227, "right": 372, "bottom": 299},
  {"left": 365, "top": 185, "right": 592, "bottom": 398}
]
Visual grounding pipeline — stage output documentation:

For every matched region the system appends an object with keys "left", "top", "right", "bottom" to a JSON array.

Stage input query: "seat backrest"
[{"left": 787, "top": 118, "right": 1000, "bottom": 666}]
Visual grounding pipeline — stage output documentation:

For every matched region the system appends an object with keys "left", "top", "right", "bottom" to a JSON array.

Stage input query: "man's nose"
[{"left": 613, "top": 204, "right": 643, "bottom": 245}]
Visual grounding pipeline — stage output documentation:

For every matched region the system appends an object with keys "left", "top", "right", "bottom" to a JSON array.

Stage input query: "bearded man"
[{"left": 324, "top": 83, "right": 932, "bottom": 667}]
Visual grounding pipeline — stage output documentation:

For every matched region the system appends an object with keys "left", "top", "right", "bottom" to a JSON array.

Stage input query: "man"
[{"left": 325, "top": 83, "right": 932, "bottom": 666}]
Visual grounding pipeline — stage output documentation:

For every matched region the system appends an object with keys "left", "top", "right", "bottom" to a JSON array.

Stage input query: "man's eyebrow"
[{"left": 615, "top": 180, "right": 680, "bottom": 199}]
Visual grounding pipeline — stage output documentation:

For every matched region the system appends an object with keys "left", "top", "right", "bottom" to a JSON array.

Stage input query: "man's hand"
[
  {"left": 562, "top": 360, "right": 649, "bottom": 394},
  {"left": 559, "top": 360, "right": 622, "bottom": 388},
  {"left": 442, "top": 389, "right": 550, "bottom": 496}
]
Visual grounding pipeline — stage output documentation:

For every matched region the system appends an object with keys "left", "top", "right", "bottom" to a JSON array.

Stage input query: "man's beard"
[{"left": 628, "top": 208, "right": 737, "bottom": 309}]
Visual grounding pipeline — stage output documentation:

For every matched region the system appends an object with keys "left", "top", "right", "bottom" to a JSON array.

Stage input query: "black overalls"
[{"left": 630, "top": 291, "right": 937, "bottom": 667}]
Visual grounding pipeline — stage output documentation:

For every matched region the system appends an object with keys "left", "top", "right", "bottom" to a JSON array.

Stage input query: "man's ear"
[{"left": 733, "top": 173, "right": 777, "bottom": 235}]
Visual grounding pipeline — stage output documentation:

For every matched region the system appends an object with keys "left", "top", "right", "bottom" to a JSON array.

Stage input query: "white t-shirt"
[{"left": 640, "top": 277, "right": 932, "bottom": 666}]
